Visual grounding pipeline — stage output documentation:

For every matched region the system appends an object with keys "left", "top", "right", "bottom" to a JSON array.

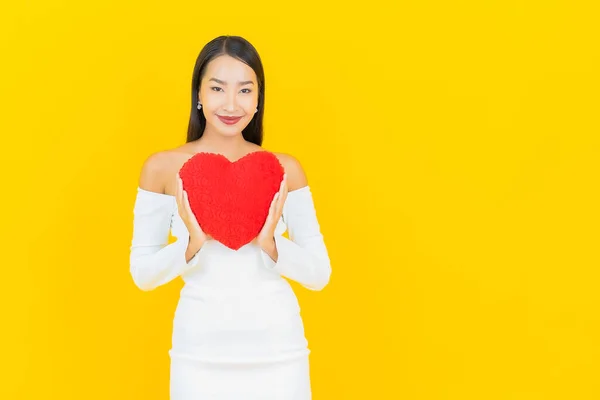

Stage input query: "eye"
[
  {"left": 210, "top": 87, "right": 223, "bottom": 92},
  {"left": 241, "top": 88, "right": 252, "bottom": 94}
]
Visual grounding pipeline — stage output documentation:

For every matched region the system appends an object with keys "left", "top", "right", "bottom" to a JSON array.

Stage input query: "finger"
[
  {"left": 280, "top": 173, "right": 287, "bottom": 192},
  {"left": 277, "top": 195, "right": 285, "bottom": 216},
  {"left": 183, "top": 189, "right": 190, "bottom": 211},
  {"left": 175, "top": 175, "right": 180, "bottom": 206},
  {"left": 178, "top": 177, "right": 188, "bottom": 219},
  {"left": 176, "top": 175, "right": 183, "bottom": 212},
  {"left": 276, "top": 178, "right": 287, "bottom": 216},
  {"left": 280, "top": 174, "right": 288, "bottom": 197},
  {"left": 275, "top": 200, "right": 284, "bottom": 219},
  {"left": 183, "top": 191, "right": 196, "bottom": 226},
  {"left": 275, "top": 175, "right": 286, "bottom": 203},
  {"left": 280, "top": 179, "right": 288, "bottom": 199},
  {"left": 268, "top": 192, "right": 279, "bottom": 218},
  {"left": 183, "top": 191, "right": 201, "bottom": 230},
  {"left": 281, "top": 185, "right": 288, "bottom": 204}
]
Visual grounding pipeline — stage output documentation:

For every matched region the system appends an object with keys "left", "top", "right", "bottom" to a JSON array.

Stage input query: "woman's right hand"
[{"left": 176, "top": 173, "right": 211, "bottom": 243}]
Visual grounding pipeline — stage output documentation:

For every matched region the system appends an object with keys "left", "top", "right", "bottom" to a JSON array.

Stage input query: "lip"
[{"left": 217, "top": 115, "right": 243, "bottom": 125}]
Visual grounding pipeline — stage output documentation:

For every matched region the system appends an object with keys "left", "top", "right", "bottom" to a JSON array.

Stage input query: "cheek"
[
  {"left": 241, "top": 97, "right": 258, "bottom": 113},
  {"left": 200, "top": 92, "right": 257, "bottom": 114},
  {"left": 202, "top": 92, "right": 218, "bottom": 106}
]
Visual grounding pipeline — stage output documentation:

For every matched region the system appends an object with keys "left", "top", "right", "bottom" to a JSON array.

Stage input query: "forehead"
[{"left": 203, "top": 55, "right": 256, "bottom": 82}]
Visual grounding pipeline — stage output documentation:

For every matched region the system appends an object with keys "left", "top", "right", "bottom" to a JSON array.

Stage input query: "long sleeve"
[
  {"left": 260, "top": 185, "right": 332, "bottom": 291},
  {"left": 129, "top": 187, "right": 203, "bottom": 291}
]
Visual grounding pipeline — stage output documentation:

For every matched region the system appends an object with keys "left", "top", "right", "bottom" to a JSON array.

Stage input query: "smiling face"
[{"left": 198, "top": 54, "right": 259, "bottom": 138}]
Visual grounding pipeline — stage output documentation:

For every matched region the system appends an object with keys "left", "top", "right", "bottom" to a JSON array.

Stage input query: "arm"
[
  {"left": 260, "top": 185, "right": 332, "bottom": 291},
  {"left": 129, "top": 188, "right": 203, "bottom": 291}
]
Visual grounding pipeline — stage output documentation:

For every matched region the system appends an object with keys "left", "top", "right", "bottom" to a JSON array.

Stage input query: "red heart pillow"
[{"left": 178, "top": 151, "right": 284, "bottom": 250}]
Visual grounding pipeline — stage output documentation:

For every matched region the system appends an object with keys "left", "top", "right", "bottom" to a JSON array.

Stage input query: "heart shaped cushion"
[{"left": 178, "top": 151, "right": 285, "bottom": 250}]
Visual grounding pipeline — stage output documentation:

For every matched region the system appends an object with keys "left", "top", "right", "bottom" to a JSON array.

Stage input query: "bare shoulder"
[
  {"left": 137, "top": 151, "right": 173, "bottom": 194},
  {"left": 138, "top": 147, "right": 191, "bottom": 194},
  {"left": 272, "top": 152, "right": 308, "bottom": 191}
]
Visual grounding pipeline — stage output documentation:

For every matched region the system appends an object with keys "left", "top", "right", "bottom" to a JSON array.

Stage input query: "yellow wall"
[{"left": 2, "top": 1, "right": 599, "bottom": 398}]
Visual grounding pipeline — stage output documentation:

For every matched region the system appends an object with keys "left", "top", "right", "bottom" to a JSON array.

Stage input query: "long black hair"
[{"left": 186, "top": 36, "right": 265, "bottom": 145}]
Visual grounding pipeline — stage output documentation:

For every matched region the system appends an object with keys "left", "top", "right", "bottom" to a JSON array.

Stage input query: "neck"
[{"left": 197, "top": 128, "right": 248, "bottom": 153}]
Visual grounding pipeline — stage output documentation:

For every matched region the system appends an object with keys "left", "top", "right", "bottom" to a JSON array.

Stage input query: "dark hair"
[{"left": 186, "top": 36, "right": 265, "bottom": 145}]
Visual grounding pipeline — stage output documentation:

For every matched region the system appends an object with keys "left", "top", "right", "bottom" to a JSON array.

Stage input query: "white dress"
[{"left": 129, "top": 185, "right": 331, "bottom": 400}]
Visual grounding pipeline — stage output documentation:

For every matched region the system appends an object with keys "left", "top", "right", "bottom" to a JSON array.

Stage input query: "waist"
[
  {"left": 174, "top": 278, "right": 302, "bottom": 329},
  {"left": 180, "top": 277, "right": 293, "bottom": 299},
  {"left": 180, "top": 241, "right": 286, "bottom": 290}
]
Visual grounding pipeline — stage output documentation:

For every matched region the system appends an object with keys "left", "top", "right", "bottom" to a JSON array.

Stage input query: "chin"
[
  {"left": 212, "top": 125, "right": 245, "bottom": 137},
  {"left": 214, "top": 120, "right": 250, "bottom": 133}
]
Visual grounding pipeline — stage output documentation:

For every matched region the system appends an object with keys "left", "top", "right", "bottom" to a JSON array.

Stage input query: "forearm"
[
  {"left": 259, "top": 186, "right": 332, "bottom": 291},
  {"left": 130, "top": 234, "right": 204, "bottom": 291},
  {"left": 260, "top": 235, "right": 330, "bottom": 291},
  {"left": 130, "top": 187, "right": 205, "bottom": 292}
]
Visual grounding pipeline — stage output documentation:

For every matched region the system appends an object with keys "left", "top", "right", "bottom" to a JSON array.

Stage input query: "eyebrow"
[{"left": 208, "top": 78, "right": 255, "bottom": 85}]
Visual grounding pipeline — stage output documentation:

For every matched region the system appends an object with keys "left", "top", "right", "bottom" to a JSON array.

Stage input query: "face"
[{"left": 198, "top": 55, "right": 259, "bottom": 137}]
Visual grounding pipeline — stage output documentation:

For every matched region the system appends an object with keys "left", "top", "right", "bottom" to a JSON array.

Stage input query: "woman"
[{"left": 129, "top": 35, "right": 332, "bottom": 399}]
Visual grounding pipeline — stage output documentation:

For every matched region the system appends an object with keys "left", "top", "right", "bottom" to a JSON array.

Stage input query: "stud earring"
[{"left": 197, "top": 101, "right": 202, "bottom": 110}]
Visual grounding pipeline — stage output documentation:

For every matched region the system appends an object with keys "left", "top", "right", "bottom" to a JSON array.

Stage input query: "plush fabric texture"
[{"left": 178, "top": 151, "right": 285, "bottom": 250}]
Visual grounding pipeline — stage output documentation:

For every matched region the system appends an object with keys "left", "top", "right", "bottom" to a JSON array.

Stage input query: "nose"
[{"left": 223, "top": 91, "right": 237, "bottom": 112}]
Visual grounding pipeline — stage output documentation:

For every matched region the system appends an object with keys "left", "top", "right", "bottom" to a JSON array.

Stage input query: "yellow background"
[{"left": 2, "top": 0, "right": 599, "bottom": 399}]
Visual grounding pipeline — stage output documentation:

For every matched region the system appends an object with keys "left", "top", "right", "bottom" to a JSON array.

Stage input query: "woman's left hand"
[{"left": 254, "top": 174, "right": 288, "bottom": 248}]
